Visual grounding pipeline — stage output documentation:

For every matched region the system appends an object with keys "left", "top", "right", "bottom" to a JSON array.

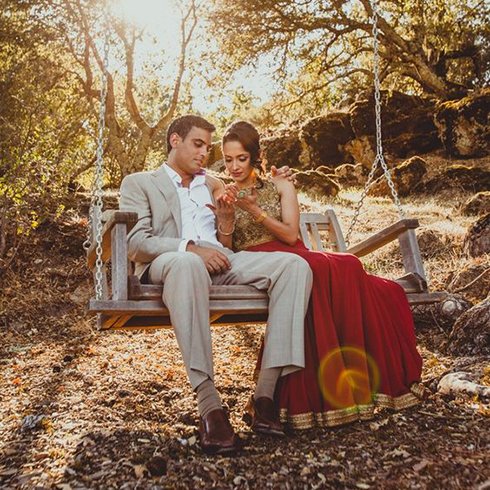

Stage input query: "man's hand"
[
  {"left": 187, "top": 243, "right": 231, "bottom": 275},
  {"left": 271, "top": 165, "right": 297, "bottom": 185},
  {"left": 206, "top": 195, "right": 235, "bottom": 225}
]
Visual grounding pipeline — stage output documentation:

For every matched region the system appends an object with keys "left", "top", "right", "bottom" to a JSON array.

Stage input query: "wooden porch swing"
[{"left": 86, "top": 1, "right": 446, "bottom": 331}]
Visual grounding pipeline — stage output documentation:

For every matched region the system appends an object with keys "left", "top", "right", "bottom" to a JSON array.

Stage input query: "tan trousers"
[{"left": 149, "top": 247, "right": 312, "bottom": 389}]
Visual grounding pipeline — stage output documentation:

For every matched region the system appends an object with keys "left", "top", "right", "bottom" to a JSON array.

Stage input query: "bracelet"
[
  {"left": 218, "top": 222, "right": 235, "bottom": 236},
  {"left": 254, "top": 211, "right": 268, "bottom": 223}
]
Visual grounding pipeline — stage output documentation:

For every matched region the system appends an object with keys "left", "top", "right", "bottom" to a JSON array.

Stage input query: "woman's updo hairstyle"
[{"left": 222, "top": 121, "right": 265, "bottom": 180}]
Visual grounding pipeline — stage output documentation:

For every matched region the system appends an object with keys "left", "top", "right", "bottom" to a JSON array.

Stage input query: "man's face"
[{"left": 169, "top": 126, "right": 212, "bottom": 178}]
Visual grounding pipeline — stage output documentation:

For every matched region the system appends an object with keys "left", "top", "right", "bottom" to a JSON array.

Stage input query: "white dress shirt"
[{"left": 163, "top": 164, "right": 222, "bottom": 250}]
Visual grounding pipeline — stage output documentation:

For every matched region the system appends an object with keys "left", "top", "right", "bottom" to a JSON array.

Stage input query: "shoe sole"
[{"left": 243, "top": 413, "right": 285, "bottom": 437}]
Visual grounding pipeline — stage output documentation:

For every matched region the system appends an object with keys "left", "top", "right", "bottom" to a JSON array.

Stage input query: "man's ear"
[{"left": 169, "top": 132, "right": 181, "bottom": 149}]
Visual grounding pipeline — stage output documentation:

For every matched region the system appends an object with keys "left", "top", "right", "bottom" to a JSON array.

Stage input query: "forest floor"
[{"left": 0, "top": 164, "right": 489, "bottom": 489}]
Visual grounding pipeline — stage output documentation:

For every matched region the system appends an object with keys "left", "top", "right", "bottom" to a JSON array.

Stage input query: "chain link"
[
  {"left": 82, "top": 21, "right": 110, "bottom": 301},
  {"left": 345, "top": 0, "right": 405, "bottom": 246}
]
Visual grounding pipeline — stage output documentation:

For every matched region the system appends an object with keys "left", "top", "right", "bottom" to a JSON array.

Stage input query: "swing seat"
[{"left": 87, "top": 209, "right": 446, "bottom": 330}]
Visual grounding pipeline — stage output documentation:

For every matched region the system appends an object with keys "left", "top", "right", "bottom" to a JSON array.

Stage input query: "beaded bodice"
[{"left": 233, "top": 180, "right": 282, "bottom": 251}]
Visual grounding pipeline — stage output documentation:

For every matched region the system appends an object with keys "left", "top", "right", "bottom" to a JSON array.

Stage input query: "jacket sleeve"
[{"left": 119, "top": 174, "right": 182, "bottom": 263}]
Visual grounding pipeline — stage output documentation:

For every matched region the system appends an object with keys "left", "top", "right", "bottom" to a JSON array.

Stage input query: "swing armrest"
[
  {"left": 87, "top": 211, "right": 138, "bottom": 269},
  {"left": 346, "top": 218, "right": 419, "bottom": 257}
]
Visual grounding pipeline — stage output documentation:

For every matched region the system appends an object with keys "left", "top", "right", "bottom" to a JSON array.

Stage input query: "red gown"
[
  {"left": 233, "top": 181, "right": 423, "bottom": 429},
  {"left": 249, "top": 240, "right": 423, "bottom": 428}
]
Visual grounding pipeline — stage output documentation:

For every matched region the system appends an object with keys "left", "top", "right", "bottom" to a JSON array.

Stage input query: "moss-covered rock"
[
  {"left": 434, "top": 88, "right": 490, "bottom": 157},
  {"left": 463, "top": 213, "right": 490, "bottom": 258},
  {"left": 261, "top": 129, "right": 302, "bottom": 170},
  {"left": 369, "top": 156, "right": 427, "bottom": 197},
  {"left": 299, "top": 112, "right": 354, "bottom": 168},
  {"left": 462, "top": 191, "right": 490, "bottom": 216},
  {"left": 334, "top": 163, "right": 369, "bottom": 187},
  {"left": 294, "top": 169, "right": 340, "bottom": 197},
  {"left": 423, "top": 164, "right": 490, "bottom": 194},
  {"left": 349, "top": 91, "right": 441, "bottom": 158},
  {"left": 447, "top": 263, "right": 490, "bottom": 303}
]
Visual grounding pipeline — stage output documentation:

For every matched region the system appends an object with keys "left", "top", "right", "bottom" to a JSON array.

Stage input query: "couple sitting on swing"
[{"left": 120, "top": 114, "right": 423, "bottom": 456}]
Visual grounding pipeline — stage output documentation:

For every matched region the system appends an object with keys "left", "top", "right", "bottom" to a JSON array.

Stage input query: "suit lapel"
[{"left": 151, "top": 165, "right": 182, "bottom": 236}]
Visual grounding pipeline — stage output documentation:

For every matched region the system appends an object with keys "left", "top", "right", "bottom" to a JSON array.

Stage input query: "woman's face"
[{"left": 223, "top": 140, "right": 254, "bottom": 186}]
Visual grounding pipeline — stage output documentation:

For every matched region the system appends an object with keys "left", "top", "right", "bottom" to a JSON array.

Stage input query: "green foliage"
[
  {"left": 207, "top": 0, "right": 489, "bottom": 121},
  {"left": 0, "top": 0, "right": 92, "bottom": 265}
]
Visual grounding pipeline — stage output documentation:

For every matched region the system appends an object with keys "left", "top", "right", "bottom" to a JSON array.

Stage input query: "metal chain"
[
  {"left": 345, "top": 0, "right": 405, "bottom": 246},
  {"left": 82, "top": 22, "right": 110, "bottom": 301}
]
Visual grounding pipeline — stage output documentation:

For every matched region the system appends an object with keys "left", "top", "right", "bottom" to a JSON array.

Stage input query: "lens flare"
[{"left": 318, "top": 346, "right": 380, "bottom": 409}]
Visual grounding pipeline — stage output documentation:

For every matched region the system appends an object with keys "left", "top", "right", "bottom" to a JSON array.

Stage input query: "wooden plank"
[
  {"left": 310, "top": 222, "right": 324, "bottom": 251},
  {"left": 406, "top": 291, "right": 447, "bottom": 305},
  {"left": 398, "top": 229, "right": 427, "bottom": 280},
  {"left": 394, "top": 273, "right": 427, "bottom": 294},
  {"left": 299, "top": 219, "right": 313, "bottom": 250},
  {"left": 111, "top": 223, "right": 128, "bottom": 300},
  {"left": 346, "top": 219, "right": 419, "bottom": 257},
  {"left": 128, "top": 277, "right": 269, "bottom": 301},
  {"left": 325, "top": 209, "right": 347, "bottom": 252},
  {"left": 107, "top": 312, "right": 270, "bottom": 330},
  {"left": 87, "top": 211, "right": 138, "bottom": 269},
  {"left": 89, "top": 298, "right": 269, "bottom": 315}
]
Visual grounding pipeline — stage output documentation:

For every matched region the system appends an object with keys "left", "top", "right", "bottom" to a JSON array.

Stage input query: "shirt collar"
[{"left": 163, "top": 163, "right": 206, "bottom": 188}]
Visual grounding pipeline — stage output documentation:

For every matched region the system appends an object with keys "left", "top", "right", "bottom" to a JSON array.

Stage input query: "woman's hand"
[
  {"left": 235, "top": 187, "right": 260, "bottom": 214},
  {"left": 222, "top": 184, "right": 262, "bottom": 217}
]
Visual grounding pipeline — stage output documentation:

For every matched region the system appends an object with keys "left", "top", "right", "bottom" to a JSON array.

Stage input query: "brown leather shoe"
[
  {"left": 199, "top": 408, "right": 242, "bottom": 455},
  {"left": 243, "top": 396, "right": 285, "bottom": 437}
]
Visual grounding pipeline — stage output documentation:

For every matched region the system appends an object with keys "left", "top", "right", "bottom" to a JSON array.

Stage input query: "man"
[{"left": 119, "top": 115, "right": 312, "bottom": 455}]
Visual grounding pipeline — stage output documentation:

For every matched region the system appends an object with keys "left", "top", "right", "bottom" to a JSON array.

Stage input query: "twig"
[{"left": 453, "top": 268, "right": 490, "bottom": 293}]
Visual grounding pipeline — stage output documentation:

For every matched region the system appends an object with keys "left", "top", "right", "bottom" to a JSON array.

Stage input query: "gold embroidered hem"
[{"left": 279, "top": 386, "right": 422, "bottom": 430}]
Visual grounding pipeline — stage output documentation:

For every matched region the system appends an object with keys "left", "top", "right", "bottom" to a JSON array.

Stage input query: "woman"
[{"left": 215, "top": 120, "right": 423, "bottom": 431}]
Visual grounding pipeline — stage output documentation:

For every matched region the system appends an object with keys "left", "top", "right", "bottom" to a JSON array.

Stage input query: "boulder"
[
  {"left": 447, "top": 263, "right": 490, "bottom": 303},
  {"left": 349, "top": 91, "right": 441, "bottom": 158},
  {"left": 369, "top": 156, "right": 427, "bottom": 197},
  {"left": 299, "top": 113, "right": 354, "bottom": 169},
  {"left": 294, "top": 170, "right": 340, "bottom": 198},
  {"left": 434, "top": 88, "right": 490, "bottom": 157},
  {"left": 343, "top": 136, "right": 376, "bottom": 168},
  {"left": 261, "top": 129, "right": 302, "bottom": 170},
  {"left": 447, "top": 297, "right": 490, "bottom": 356},
  {"left": 463, "top": 213, "right": 490, "bottom": 257},
  {"left": 334, "top": 163, "right": 369, "bottom": 187},
  {"left": 416, "top": 228, "right": 447, "bottom": 259},
  {"left": 462, "top": 191, "right": 490, "bottom": 216},
  {"left": 423, "top": 165, "right": 490, "bottom": 194}
]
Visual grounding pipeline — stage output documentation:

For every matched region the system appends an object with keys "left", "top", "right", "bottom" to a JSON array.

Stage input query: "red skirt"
[{"left": 248, "top": 240, "right": 423, "bottom": 429}]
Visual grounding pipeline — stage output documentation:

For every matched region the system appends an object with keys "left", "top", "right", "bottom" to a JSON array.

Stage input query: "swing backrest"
[{"left": 300, "top": 210, "right": 347, "bottom": 252}]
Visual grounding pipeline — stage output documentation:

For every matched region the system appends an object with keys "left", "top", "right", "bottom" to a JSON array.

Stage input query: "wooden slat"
[
  {"left": 87, "top": 211, "right": 138, "bottom": 269},
  {"left": 406, "top": 291, "right": 447, "bottom": 305},
  {"left": 394, "top": 273, "right": 427, "bottom": 294},
  {"left": 325, "top": 209, "right": 347, "bottom": 252},
  {"left": 347, "top": 219, "right": 419, "bottom": 257},
  {"left": 128, "top": 277, "right": 269, "bottom": 301},
  {"left": 299, "top": 219, "right": 313, "bottom": 249},
  {"left": 111, "top": 223, "right": 129, "bottom": 300},
  {"left": 90, "top": 298, "right": 269, "bottom": 315},
  {"left": 310, "top": 222, "right": 323, "bottom": 251}
]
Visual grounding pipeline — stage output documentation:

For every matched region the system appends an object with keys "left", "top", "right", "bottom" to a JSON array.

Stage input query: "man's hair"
[{"left": 166, "top": 115, "right": 216, "bottom": 153}]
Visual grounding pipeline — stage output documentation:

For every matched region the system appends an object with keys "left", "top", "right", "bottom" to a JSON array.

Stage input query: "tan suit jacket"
[{"left": 119, "top": 165, "right": 217, "bottom": 278}]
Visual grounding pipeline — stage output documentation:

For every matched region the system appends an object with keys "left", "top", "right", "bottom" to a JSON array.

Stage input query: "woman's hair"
[{"left": 222, "top": 121, "right": 265, "bottom": 175}]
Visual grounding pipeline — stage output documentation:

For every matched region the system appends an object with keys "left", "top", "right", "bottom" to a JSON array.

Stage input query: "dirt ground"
[{"left": 0, "top": 183, "right": 489, "bottom": 489}]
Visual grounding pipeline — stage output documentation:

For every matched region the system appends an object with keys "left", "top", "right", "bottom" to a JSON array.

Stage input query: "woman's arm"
[{"left": 237, "top": 178, "right": 300, "bottom": 246}]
